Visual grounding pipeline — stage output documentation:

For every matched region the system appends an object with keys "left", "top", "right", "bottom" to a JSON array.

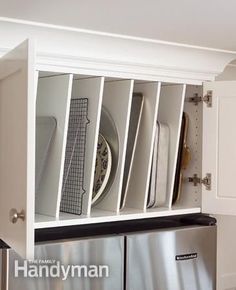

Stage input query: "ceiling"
[{"left": 0, "top": 0, "right": 236, "bottom": 51}]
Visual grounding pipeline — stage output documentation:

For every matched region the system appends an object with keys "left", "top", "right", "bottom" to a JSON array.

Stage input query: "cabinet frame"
[{"left": 0, "top": 34, "right": 235, "bottom": 270}]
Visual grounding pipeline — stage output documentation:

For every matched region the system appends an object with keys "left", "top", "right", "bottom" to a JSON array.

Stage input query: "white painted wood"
[
  {"left": 175, "top": 85, "right": 203, "bottom": 209},
  {"left": 34, "top": 207, "right": 201, "bottom": 229},
  {"left": 216, "top": 64, "right": 236, "bottom": 81},
  {"left": 158, "top": 84, "right": 186, "bottom": 208},
  {"left": 125, "top": 82, "right": 161, "bottom": 210},
  {"left": 36, "top": 74, "right": 73, "bottom": 217},
  {"left": 95, "top": 79, "right": 134, "bottom": 212},
  {"left": 202, "top": 81, "right": 236, "bottom": 215},
  {"left": 0, "top": 40, "right": 35, "bottom": 259},
  {"left": 215, "top": 215, "right": 236, "bottom": 290},
  {"left": 71, "top": 77, "right": 104, "bottom": 215},
  {"left": 0, "top": 19, "right": 235, "bottom": 84}
]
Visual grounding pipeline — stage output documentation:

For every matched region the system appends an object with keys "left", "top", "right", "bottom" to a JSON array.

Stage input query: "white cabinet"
[
  {"left": 0, "top": 40, "right": 35, "bottom": 259},
  {"left": 0, "top": 19, "right": 236, "bottom": 288},
  {"left": 36, "top": 74, "right": 73, "bottom": 217},
  {"left": 202, "top": 81, "right": 236, "bottom": 216}
]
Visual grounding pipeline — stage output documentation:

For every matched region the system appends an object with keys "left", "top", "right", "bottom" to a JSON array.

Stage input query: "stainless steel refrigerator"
[
  {"left": 0, "top": 235, "right": 124, "bottom": 290},
  {"left": 126, "top": 225, "right": 216, "bottom": 290},
  {"left": 0, "top": 224, "right": 216, "bottom": 290}
]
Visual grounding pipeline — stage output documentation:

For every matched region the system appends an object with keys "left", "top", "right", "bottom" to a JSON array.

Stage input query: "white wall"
[
  {"left": 216, "top": 65, "right": 236, "bottom": 81},
  {"left": 1, "top": 0, "right": 236, "bottom": 50}
]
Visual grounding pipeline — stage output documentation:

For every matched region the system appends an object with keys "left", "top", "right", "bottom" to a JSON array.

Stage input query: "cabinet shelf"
[
  {"left": 34, "top": 74, "right": 203, "bottom": 227},
  {"left": 34, "top": 207, "right": 201, "bottom": 229}
]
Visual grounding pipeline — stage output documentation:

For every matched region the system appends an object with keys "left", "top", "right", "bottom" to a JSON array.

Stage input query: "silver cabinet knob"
[{"left": 9, "top": 209, "right": 25, "bottom": 224}]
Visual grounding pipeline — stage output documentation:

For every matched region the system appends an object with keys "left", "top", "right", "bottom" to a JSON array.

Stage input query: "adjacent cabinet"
[{"left": 0, "top": 32, "right": 236, "bottom": 290}]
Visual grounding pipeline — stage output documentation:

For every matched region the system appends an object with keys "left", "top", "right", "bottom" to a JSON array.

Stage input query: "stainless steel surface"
[
  {"left": 188, "top": 173, "right": 212, "bottom": 190},
  {"left": 188, "top": 91, "right": 212, "bottom": 107},
  {"left": 1, "top": 249, "right": 9, "bottom": 290},
  {"left": 126, "top": 226, "right": 216, "bottom": 290},
  {"left": 203, "top": 90, "right": 213, "bottom": 107},
  {"left": 9, "top": 209, "right": 25, "bottom": 224},
  {"left": 153, "top": 122, "right": 169, "bottom": 207},
  {"left": 0, "top": 250, "right": 2, "bottom": 288},
  {"left": 202, "top": 173, "right": 212, "bottom": 190},
  {"left": 7, "top": 235, "right": 124, "bottom": 290}
]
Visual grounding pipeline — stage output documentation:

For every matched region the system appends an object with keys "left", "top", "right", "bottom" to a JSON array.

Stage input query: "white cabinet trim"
[{"left": 0, "top": 17, "right": 235, "bottom": 84}]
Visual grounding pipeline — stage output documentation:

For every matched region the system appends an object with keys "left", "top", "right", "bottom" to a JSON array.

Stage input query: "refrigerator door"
[
  {"left": 126, "top": 226, "right": 216, "bottom": 290},
  {"left": 0, "top": 249, "right": 2, "bottom": 287},
  {"left": 6, "top": 235, "right": 124, "bottom": 290}
]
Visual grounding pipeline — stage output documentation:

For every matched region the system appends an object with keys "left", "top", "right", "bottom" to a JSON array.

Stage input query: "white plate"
[
  {"left": 100, "top": 107, "right": 119, "bottom": 192},
  {"left": 92, "top": 134, "right": 112, "bottom": 205}
]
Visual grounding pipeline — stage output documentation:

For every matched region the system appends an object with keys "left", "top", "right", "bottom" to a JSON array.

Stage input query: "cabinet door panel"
[
  {"left": 203, "top": 81, "right": 236, "bottom": 215},
  {"left": 0, "top": 40, "right": 35, "bottom": 259}
]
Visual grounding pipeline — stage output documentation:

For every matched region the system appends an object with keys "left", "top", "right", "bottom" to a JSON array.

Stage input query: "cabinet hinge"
[
  {"left": 188, "top": 90, "right": 212, "bottom": 107},
  {"left": 188, "top": 173, "right": 211, "bottom": 190}
]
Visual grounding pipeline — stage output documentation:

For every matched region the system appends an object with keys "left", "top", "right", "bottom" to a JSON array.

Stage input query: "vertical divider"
[
  {"left": 125, "top": 82, "right": 161, "bottom": 211},
  {"left": 158, "top": 84, "right": 186, "bottom": 208},
  {"left": 94, "top": 79, "right": 134, "bottom": 213},
  {"left": 36, "top": 74, "right": 73, "bottom": 217},
  {"left": 71, "top": 77, "right": 105, "bottom": 216}
]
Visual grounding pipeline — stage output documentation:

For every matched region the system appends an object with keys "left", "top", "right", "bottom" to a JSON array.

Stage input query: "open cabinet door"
[
  {"left": 202, "top": 81, "right": 236, "bottom": 216},
  {"left": 0, "top": 40, "right": 35, "bottom": 259}
]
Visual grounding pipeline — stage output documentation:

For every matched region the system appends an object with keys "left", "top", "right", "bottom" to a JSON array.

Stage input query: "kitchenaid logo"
[
  {"left": 175, "top": 253, "right": 198, "bottom": 261},
  {"left": 14, "top": 260, "right": 109, "bottom": 280}
]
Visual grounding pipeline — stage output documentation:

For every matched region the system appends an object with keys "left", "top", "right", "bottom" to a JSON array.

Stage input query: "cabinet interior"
[
  {"left": 34, "top": 71, "right": 203, "bottom": 229},
  {"left": 173, "top": 85, "right": 203, "bottom": 210}
]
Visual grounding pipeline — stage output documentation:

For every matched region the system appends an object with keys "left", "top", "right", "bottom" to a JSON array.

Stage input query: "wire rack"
[{"left": 60, "top": 98, "right": 89, "bottom": 215}]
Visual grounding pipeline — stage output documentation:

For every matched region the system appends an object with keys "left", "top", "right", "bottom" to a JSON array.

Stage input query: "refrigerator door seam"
[{"left": 1, "top": 249, "right": 9, "bottom": 290}]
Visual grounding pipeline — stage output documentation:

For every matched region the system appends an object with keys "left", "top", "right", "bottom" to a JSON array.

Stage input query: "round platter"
[
  {"left": 100, "top": 107, "right": 119, "bottom": 193},
  {"left": 92, "top": 134, "right": 112, "bottom": 205}
]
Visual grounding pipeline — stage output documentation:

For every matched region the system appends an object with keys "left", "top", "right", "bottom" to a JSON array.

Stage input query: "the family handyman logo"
[{"left": 14, "top": 260, "right": 109, "bottom": 280}]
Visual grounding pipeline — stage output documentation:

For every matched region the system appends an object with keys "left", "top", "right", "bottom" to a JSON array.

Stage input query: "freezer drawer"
[
  {"left": 4, "top": 235, "right": 124, "bottom": 290},
  {"left": 126, "top": 225, "right": 216, "bottom": 290}
]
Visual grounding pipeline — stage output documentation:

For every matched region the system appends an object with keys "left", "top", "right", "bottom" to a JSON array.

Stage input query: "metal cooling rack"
[{"left": 60, "top": 98, "right": 89, "bottom": 215}]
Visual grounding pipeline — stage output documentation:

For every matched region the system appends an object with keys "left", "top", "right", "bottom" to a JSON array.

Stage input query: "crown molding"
[{"left": 0, "top": 17, "right": 235, "bottom": 84}]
